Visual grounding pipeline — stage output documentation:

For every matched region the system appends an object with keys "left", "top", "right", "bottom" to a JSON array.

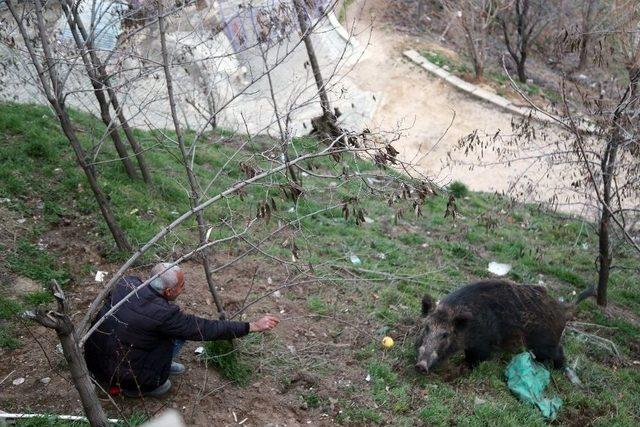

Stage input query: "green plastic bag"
[{"left": 505, "top": 352, "right": 562, "bottom": 420}]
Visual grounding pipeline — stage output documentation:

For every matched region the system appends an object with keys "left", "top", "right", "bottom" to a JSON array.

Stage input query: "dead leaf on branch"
[{"left": 280, "top": 181, "right": 304, "bottom": 202}]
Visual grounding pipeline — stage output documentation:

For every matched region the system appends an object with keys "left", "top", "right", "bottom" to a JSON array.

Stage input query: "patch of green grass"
[
  {"left": 544, "top": 88, "right": 562, "bottom": 103},
  {"left": 307, "top": 295, "right": 330, "bottom": 316},
  {"left": 336, "top": 406, "right": 383, "bottom": 424},
  {"left": 6, "top": 240, "right": 70, "bottom": 286},
  {"left": 14, "top": 416, "right": 88, "bottom": 426},
  {"left": 23, "top": 291, "right": 54, "bottom": 306},
  {"left": 422, "top": 51, "right": 470, "bottom": 74},
  {"left": 0, "top": 297, "right": 22, "bottom": 348},
  {"left": 202, "top": 339, "right": 252, "bottom": 386},
  {"left": 302, "top": 391, "right": 323, "bottom": 409},
  {"left": 487, "top": 71, "right": 509, "bottom": 84}
]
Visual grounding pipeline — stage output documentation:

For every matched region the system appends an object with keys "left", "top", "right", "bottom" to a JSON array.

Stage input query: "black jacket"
[{"left": 84, "top": 276, "right": 249, "bottom": 391}]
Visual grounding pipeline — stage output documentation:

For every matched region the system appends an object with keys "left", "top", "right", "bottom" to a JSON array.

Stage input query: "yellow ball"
[{"left": 381, "top": 336, "right": 394, "bottom": 349}]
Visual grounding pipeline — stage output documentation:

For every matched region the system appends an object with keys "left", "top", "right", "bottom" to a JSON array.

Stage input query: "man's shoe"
[
  {"left": 170, "top": 361, "right": 186, "bottom": 375},
  {"left": 123, "top": 379, "right": 172, "bottom": 398}
]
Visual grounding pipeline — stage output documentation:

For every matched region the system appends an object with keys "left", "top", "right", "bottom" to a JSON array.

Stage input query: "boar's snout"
[{"left": 415, "top": 360, "right": 430, "bottom": 373}]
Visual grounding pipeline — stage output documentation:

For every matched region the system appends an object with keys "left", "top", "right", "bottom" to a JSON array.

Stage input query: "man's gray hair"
[{"left": 149, "top": 263, "right": 183, "bottom": 292}]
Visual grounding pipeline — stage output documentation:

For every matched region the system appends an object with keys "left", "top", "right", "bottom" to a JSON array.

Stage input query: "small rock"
[
  {"left": 40, "top": 377, "right": 51, "bottom": 385},
  {"left": 12, "top": 377, "right": 25, "bottom": 386},
  {"left": 272, "top": 290, "right": 282, "bottom": 298}
]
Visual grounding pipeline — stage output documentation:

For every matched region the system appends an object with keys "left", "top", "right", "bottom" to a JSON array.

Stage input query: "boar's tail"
[
  {"left": 575, "top": 285, "right": 596, "bottom": 305},
  {"left": 564, "top": 286, "right": 596, "bottom": 320}
]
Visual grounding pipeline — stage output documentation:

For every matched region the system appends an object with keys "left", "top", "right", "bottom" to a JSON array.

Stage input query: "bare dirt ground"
[{"left": 341, "top": 0, "right": 593, "bottom": 214}]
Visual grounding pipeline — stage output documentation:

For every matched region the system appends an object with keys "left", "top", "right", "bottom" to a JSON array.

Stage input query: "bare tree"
[
  {"left": 4, "top": 0, "right": 132, "bottom": 252},
  {"left": 500, "top": 0, "right": 550, "bottom": 83},
  {"left": 59, "top": 0, "right": 152, "bottom": 184},
  {"left": 293, "top": 0, "right": 333, "bottom": 120},
  {"left": 440, "top": 0, "right": 507, "bottom": 81},
  {"left": 576, "top": 0, "right": 599, "bottom": 71},
  {"left": 156, "top": 0, "right": 226, "bottom": 317}
]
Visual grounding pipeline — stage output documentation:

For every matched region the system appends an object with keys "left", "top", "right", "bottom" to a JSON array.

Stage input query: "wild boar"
[{"left": 415, "top": 279, "right": 594, "bottom": 373}]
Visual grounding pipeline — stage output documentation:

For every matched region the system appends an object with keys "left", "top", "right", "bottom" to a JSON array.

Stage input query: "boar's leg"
[
  {"left": 531, "top": 344, "right": 566, "bottom": 369},
  {"left": 464, "top": 346, "right": 492, "bottom": 368}
]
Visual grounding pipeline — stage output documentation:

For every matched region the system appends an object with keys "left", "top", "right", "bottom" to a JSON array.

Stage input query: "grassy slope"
[{"left": 1, "top": 102, "right": 639, "bottom": 425}]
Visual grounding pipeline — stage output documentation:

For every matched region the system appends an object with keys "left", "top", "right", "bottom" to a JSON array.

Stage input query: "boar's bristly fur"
[{"left": 415, "top": 279, "right": 594, "bottom": 373}]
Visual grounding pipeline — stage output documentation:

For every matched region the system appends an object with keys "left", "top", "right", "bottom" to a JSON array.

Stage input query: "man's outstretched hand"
[{"left": 249, "top": 315, "right": 280, "bottom": 332}]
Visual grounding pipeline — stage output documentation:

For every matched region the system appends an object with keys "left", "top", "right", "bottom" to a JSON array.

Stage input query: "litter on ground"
[{"left": 505, "top": 352, "right": 562, "bottom": 420}]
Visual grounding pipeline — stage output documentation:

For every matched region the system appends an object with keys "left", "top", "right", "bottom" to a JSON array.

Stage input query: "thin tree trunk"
[
  {"left": 26, "top": 281, "right": 109, "bottom": 427},
  {"left": 597, "top": 67, "right": 639, "bottom": 306},
  {"left": 97, "top": 93, "right": 139, "bottom": 180},
  {"left": 257, "top": 39, "right": 299, "bottom": 184},
  {"left": 62, "top": 0, "right": 152, "bottom": 184},
  {"left": 6, "top": 0, "right": 132, "bottom": 253},
  {"left": 108, "top": 85, "right": 153, "bottom": 184},
  {"left": 577, "top": 0, "right": 596, "bottom": 71},
  {"left": 417, "top": 0, "right": 426, "bottom": 31},
  {"left": 60, "top": 0, "right": 137, "bottom": 180},
  {"left": 292, "top": 0, "right": 332, "bottom": 119},
  {"left": 59, "top": 112, "right": 133, "bottom": 252},
  {"left": 597, "top": 134, "right": 617, "bottom": 307},
  {"left": 157, "top": 2, "right": 226, "bottom": 318},
  {"left": 57, "top": 318, "right": 108, "bottom": 426},
  {"left": 462, "top": 24, "right": 484, "bottom": 81},
  {"left": 597, "top": 207, "right": 611, "bottom": 306},
  {"left": 516, "top": 57, "right": 527, "bottom": 83}
]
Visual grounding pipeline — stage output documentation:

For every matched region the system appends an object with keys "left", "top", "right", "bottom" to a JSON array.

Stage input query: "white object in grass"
[{"left": 487, "top": 262, "right": 512, "bottom": 276}]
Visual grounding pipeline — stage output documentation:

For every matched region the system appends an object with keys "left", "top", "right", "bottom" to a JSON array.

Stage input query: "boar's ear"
[
  {"left": 421, "top": 295, "right": 435, "bottom": 316},
  {"left": 453, "top": 311, "right": 472, "bottom": 331}
]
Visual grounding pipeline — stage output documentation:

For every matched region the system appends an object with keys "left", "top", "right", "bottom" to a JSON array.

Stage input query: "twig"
[
  {"left": 566, "top": 326, "right": 623, "bottom": 360},
  {"left": 0, "top": 370, "right": 16, "bottom": 386}
]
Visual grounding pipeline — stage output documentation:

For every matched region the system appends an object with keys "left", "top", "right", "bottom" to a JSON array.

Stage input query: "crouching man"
[{"left": 84, "top": 263, "right": 279, "bottom": 397}]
